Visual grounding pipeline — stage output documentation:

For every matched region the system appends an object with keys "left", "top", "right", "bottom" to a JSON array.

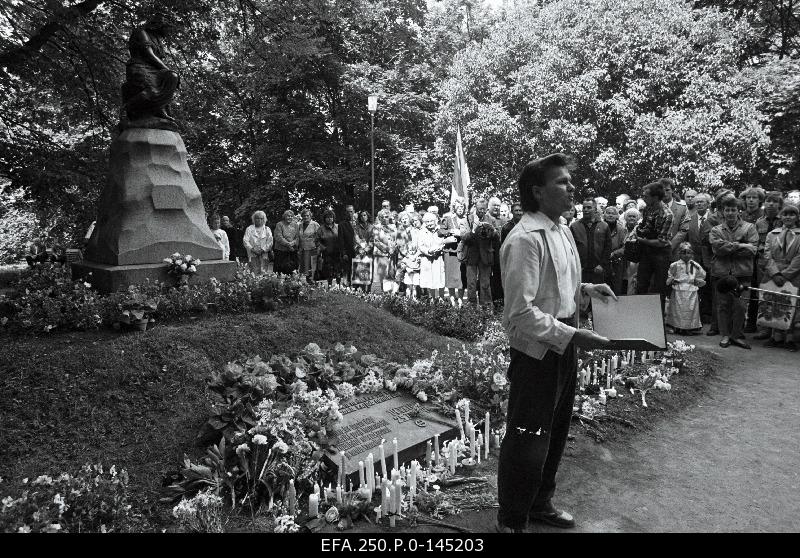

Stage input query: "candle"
[
  {"left": 339, "top": 451, "right": 346, "bottom": 486},
  {"left": 476, "top": 439, "right": 481, "bottom": 463},
  {"left": 484, "top": 412, "right": 490, "bottom": 459},
  {"left": 287, "top": 479, "right": 296, "bottom": 515},
  {"left": 410, "top": 460, "right": 417, "bottom": 491},
  {"left": 388, "top": 486, "right": 395, "bottom": 528},
  {"left": 308, "top": 493, "right": 319, "bottom": 518},
  {"left": 449, "top": 442, "right": 457, "bottom": 474},
  {"left": 464, "top": 400, "right": 470, "bottom": 426},
  {"left": 455, "top": 407, "right": 465, "bottom": 441},
  {"left": 410, "top": 486, "right": 416, "bottom": 506},
  {"left": 366, "top": 453, "right": 374, "bottom": 492},
  {"left": 393, "top": 438, "right": 399, "bottom": 472},
  {"left": 469, "top": 423, "right": 476, "bottom": 459},
  {"left": 606, "top": 369, "right": 611, "bottom": 389},
  {"left": 433, "top": 435, "right": 440, "bottom": 466},
  {"left": 375, "top": 472, "right": 380, "bottom": 492},
  {"left": 358, "top": 461, "right": 365, "bottom": 488},
  {"left": 494, "top": 431, "right": 500, "bottom": 449},
  {"left": 379, "top": 441, "right": 387, "bottom": 478},
  {"left": 426, "top": 440, "right": 432, "bottom": 470},
  {"left": 394, "top": 480, "right": 402, "bottom": 514},
  {"left": 382, "top": 481, "right": 390, "bottom": 514}
]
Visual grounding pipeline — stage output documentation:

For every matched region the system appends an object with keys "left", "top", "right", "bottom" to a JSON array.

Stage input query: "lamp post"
[{"left": 368, "top": 94, "right": 378, "bottom": 221}]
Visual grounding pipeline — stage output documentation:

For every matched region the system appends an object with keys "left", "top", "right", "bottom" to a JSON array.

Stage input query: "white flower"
[
  {"left": 175, "top": 259, "right": 183, "bottom": 265},
  {"left": 180, "top": 263, "right": 188, "bottom": 271},
  {"left": 236, "top": 443, "right": 250, "bottom": 454},
  {"left": 171, "top": 252, "right": 181, "bottom": 259},
  {"left": 492, "top": 372, "right": 507, "bottom": 387},
  {"left": 163, "top": 258, "right": 172, "bottom": 264},
  {"left": 185, "top": 255, "right": 193, "bottom": 261},
  {"left": 17, "top": 525, "right": 31, "bottom": 533},
  {"left": 384, "top": 379, "right": 397, "bottom": 392},
  {"left": 252, "top": 434, "right": 269, "bottom": 445},
  {"left": 188, "top": 265, "right": 197, "bottom": 273},
  {"left": 416, "top": 391, "right": 428, "bottom": 402},
  {"left": 83, "top": 281, "right": 91, "bottom": 288},
  {"left": 272, "top": 440, "right": 289, "bottom": 454}
]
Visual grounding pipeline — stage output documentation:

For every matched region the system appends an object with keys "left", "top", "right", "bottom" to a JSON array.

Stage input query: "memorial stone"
[{"left": 329, "top": 390, "right": 458, "bottom": 482}]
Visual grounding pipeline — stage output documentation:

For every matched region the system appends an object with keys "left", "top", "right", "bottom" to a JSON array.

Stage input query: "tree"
[{"left": 434, "top": 0, "right": 773, "bottom": 201}]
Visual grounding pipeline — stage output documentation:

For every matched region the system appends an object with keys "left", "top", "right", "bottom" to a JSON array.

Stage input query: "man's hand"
[
  {"left": 593, "top": 265, "right": 604, "bottom": 274},
  {"left": 572, "top": 329, "right": 612, "bottom": 349},
  {"left": 583, "top": 283, "right": 618, "bottom": 302}
]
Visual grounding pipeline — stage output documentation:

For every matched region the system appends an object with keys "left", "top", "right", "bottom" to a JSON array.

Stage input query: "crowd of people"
[{"left": 214, "top": 182, "right": 800, "bottom": 351}]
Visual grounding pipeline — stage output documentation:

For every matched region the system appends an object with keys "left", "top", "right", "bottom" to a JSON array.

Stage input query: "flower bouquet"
[
  {"left": 476, "top": 222, "right": 496, "bottom": 240},
  {"left": 164, "top": 253, "right": 201, "bottom": 286}
]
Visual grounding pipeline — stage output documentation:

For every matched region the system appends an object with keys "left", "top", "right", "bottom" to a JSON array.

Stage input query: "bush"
[
  {"left": 0, "top": 186, "right": 40, "bottom": 265},
  {"left": 0, "top": 463, "right": 131, "bottom": 533},
  {"left": 0, "top": 263, "right": 315, "bottom": 334}
]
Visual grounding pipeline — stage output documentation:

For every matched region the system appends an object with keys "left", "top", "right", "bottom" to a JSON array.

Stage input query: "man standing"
[
  {"left": 570, "top": 197, "right": 611, "bottom": 285},
  {"left": 635, "top": 181, "right": 674, "bottom": 313},
  {"left": 221, "top": 216, "right": 246, "bottom": 262},
  {"left": 338, "top": 204, "right": 358, "bottom": 285},
  {"left": 460, "top": 198, "right": 498, "bottom": 306},
  {"left": 603, "top": 205, "right": 627, "bottom": 295},
  {"left": 485, "top": 197, "right": 507, "bottom": 301},
  {"left": 688, "top": 193, "right": 712, "bottom": 322},
  {"left": 709, "top": 195, "right": 758, "bottom": 349},
  {"left": 752, "top": 191, "right": 784, "bottom": 340},
  {"left": 500, "top": 202, "right": 523, "bottom": 245},
  {"left": 660, "top": 178, "right": 690, "bottom": 260},
  {"left": 497, "top": 153, "right": 615, "bottom": 533}
]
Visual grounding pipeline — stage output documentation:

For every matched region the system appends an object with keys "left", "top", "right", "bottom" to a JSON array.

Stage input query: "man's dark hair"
[
  {"left": 518, "top": 153, "right": 574, "bottom": 213},
  {"left": 720, "top": 194, "right": 740, "bottom": 209},
  {"left": 643, "top": 181, "right": 665, "bottom": 200},
  {"left": 765, "top": 191, "right": 784, "bottom": 206},
  {"left": 582, "top": 196, "right": 596, "bottom": 205},
  {"left": 511, "top": 202, "right": 522, "bottom": 210}
]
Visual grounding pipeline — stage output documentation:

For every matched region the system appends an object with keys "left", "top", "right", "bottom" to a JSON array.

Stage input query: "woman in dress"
[
  {"left": 762, "top": 204, "right": 800, "bottom": 351},
  {"left": 209, "top": 214, "right": 230, "bottom": 260},
  {"left": 242, "top": 210, "right": 273, "bottom": 275},
  {"left": 298, "top": 208, "right": 321, "bottom": 283},
  {"left": 439, "top": 197, "right": 468, "bottom": 306},
  {"left": 665, "top": 242, "right": 707, "bottom": 335},
  {"left": 352, "top": 211, "right": 374, "bottom": 290},
  {"left": 315, "top": 209, "right": 341, "bottom": 285},
  {"left": 418, "top": 212, "right": 456, "bottom": 300},
  {"left": 273, "top": 210, "right": 299, "bottom": 274},
  {"left": 371, "top": 209, "right": 397, "bottom": 293}
]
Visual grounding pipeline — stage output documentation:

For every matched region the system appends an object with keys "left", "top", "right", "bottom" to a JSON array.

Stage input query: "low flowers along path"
[{"left": 426, "top": 333, "right": 800, "bottom": 533}]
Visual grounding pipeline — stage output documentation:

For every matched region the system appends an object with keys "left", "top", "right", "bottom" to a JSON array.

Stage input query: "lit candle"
[
  {"left": 339, "top": 451, "right": 346, "bottom": 486},
  {"left": 464, "top": 400, "right": 470, "bottom": 426},
  {"left": 426, "top": 440, "right": 432, "bottom": 470},
  {"left": 393, "top": 438, "right": 399, "bottom": 472},
  {"left": 476, "top": 439, "right": 481, "bottom": 464},
  {"left": 469, "top": 423, "right": 476, "bottom": 459},
  {"left": 379, "top": 440, "right": 387, "bottom": 478},
  {"left": 366, "top": 453, "right": 374, "bottom": 492},
  {"left": 358, "top": 460, "right": 365, "bottom": 488},
  {"left": 494, "top": 430, "right": 500, "bottom": 449},
  {"left": 433, "top": 435, "right": 440, "bottom": 466},
  {"left": 308, "top": 493, "right": 319, "bottom": 518},
  {"left": 484, "top": 412, "right": 490, "bottom": 459},
  {"left": 455, "top": 407, "right": 465, "bottom": 441}
]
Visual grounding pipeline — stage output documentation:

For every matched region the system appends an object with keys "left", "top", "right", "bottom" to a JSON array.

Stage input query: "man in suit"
[
  {"left": 460, "top": 197, "right": 499, "bottom": 306},
  {"left": 338, "top": 204, "right": 357, "bottom": 285},
  {"left": 221, "top": 216, "right": 247, "bottom": 262},
  {"left": 686, "top": 192, "right": 712, "bottom": 322},
  {"left": 485, "top": 197, "right": 508, "bottom": 301},
  {"left": 660, "top": 178, "right": 690, "bottom": 261}
]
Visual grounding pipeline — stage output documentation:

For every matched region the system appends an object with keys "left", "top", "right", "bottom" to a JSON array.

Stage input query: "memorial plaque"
[{"left": 330, "top": 390, "right": 458, "bottom": 481}]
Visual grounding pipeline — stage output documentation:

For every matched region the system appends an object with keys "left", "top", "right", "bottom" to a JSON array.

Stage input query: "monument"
[
  {"left": 327, "top": 390, "right": 458, "bottom": 484},
  {"left": 72, "top": 16, "right": 236, "bottom": 293}
]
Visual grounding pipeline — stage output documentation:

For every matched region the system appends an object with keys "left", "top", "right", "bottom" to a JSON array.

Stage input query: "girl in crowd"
[
  {"left": 352, "top": 210, "right": 374, "bottom": 290},
  {"left": 273, "top": 209, "right": 299, "bottom": 274},
  {"left": 298, "top": 208, "right": 320, "bottom": 283},
  {"left": 666, "top": 242, "right": 707, "bottom": 335},
  {"left": 316, "top": 209, "right": 341, "bottom": 285},
  {"left": 762, "top": 204, "right": 800, "bottom": 352},
  {"left": 242, "top": 210, "right": 273, "bottom": 275},
  {"left": 622, "top": 207, "right": 641, "bottom": 294}
]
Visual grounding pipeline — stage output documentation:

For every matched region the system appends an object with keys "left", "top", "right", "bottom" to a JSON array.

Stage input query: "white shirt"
[{"left": 546, "top": 220, "right": 580, "bottom": 318}]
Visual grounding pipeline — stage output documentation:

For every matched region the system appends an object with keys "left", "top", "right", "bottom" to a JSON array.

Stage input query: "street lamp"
[{"left": 368, "top": 93, "right": 378, "bottom": 221}]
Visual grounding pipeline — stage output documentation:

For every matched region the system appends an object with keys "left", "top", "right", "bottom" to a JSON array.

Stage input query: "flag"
[{"left": 451, "top": 126, "right": 470, "bottom": 208}]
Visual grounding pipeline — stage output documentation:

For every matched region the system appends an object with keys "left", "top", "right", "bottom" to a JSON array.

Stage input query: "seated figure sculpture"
[{"left": 120, "top": 15, "right": 180, "bottom": 129}]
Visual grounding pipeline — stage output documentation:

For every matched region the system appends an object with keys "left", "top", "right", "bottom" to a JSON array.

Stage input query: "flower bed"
[{"left": 0, "top": 262, "right": 312, "bottom": 334}]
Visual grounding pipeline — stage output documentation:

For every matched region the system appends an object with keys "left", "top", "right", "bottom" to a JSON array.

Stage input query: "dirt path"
[{"left": 449, "top": 335, "right": 800, "bottom": 533}]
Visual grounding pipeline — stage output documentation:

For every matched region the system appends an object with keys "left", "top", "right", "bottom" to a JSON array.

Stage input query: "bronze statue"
[{"left": 120, "top": 16, "right": 180, "bottom": 130}]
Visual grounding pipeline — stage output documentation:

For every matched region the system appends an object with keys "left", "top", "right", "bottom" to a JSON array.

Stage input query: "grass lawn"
[{"left": 0, "top": 291, "right": 453, "bottom": 529}]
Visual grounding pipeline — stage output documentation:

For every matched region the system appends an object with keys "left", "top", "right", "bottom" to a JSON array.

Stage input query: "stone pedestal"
[
  {"left": 74, "top": 127, "right": 236, "bottom": 292},
  {"left": 72, "top": 259, "right": 236, "bottom": 294}
]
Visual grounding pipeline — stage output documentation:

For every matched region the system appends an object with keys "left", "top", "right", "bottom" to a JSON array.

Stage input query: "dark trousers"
[
  {"left": 699, "top": 264, "right": 713, "bottom": 322},
  {"left": 717, "top": 277, "right": 751, "bottom": 339},
  {"left": 491, "top": 260, "right": 503, "bottom": 301},
  {"left": 636, "top": 245, "right": 670, "bottom": 313},
  {"left": 497, "top": 343, "right": 577, "bottom": 529}
]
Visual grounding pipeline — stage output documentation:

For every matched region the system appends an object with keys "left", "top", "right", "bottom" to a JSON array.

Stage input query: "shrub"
[{"left": 0, "top": 463, "right": 131, "bottom": 533}]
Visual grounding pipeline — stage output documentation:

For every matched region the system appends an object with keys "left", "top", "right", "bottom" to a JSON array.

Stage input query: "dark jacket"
[
  {"left": 569, "top": 217, "right": 611, "bottom": 273},
  {"left": 338, "top": 220, "right": 357, "bottom": 258},
  {"left": 460, "top": 214, "right": 498, "bottom": 267}
]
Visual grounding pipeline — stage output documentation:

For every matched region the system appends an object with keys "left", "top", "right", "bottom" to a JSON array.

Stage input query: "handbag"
[
  {"left": 756, "top": 279, "right": 798, "bottom": 331},
  {"left": 623, "top": 233, "right": 641, "bottom": 263}
]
